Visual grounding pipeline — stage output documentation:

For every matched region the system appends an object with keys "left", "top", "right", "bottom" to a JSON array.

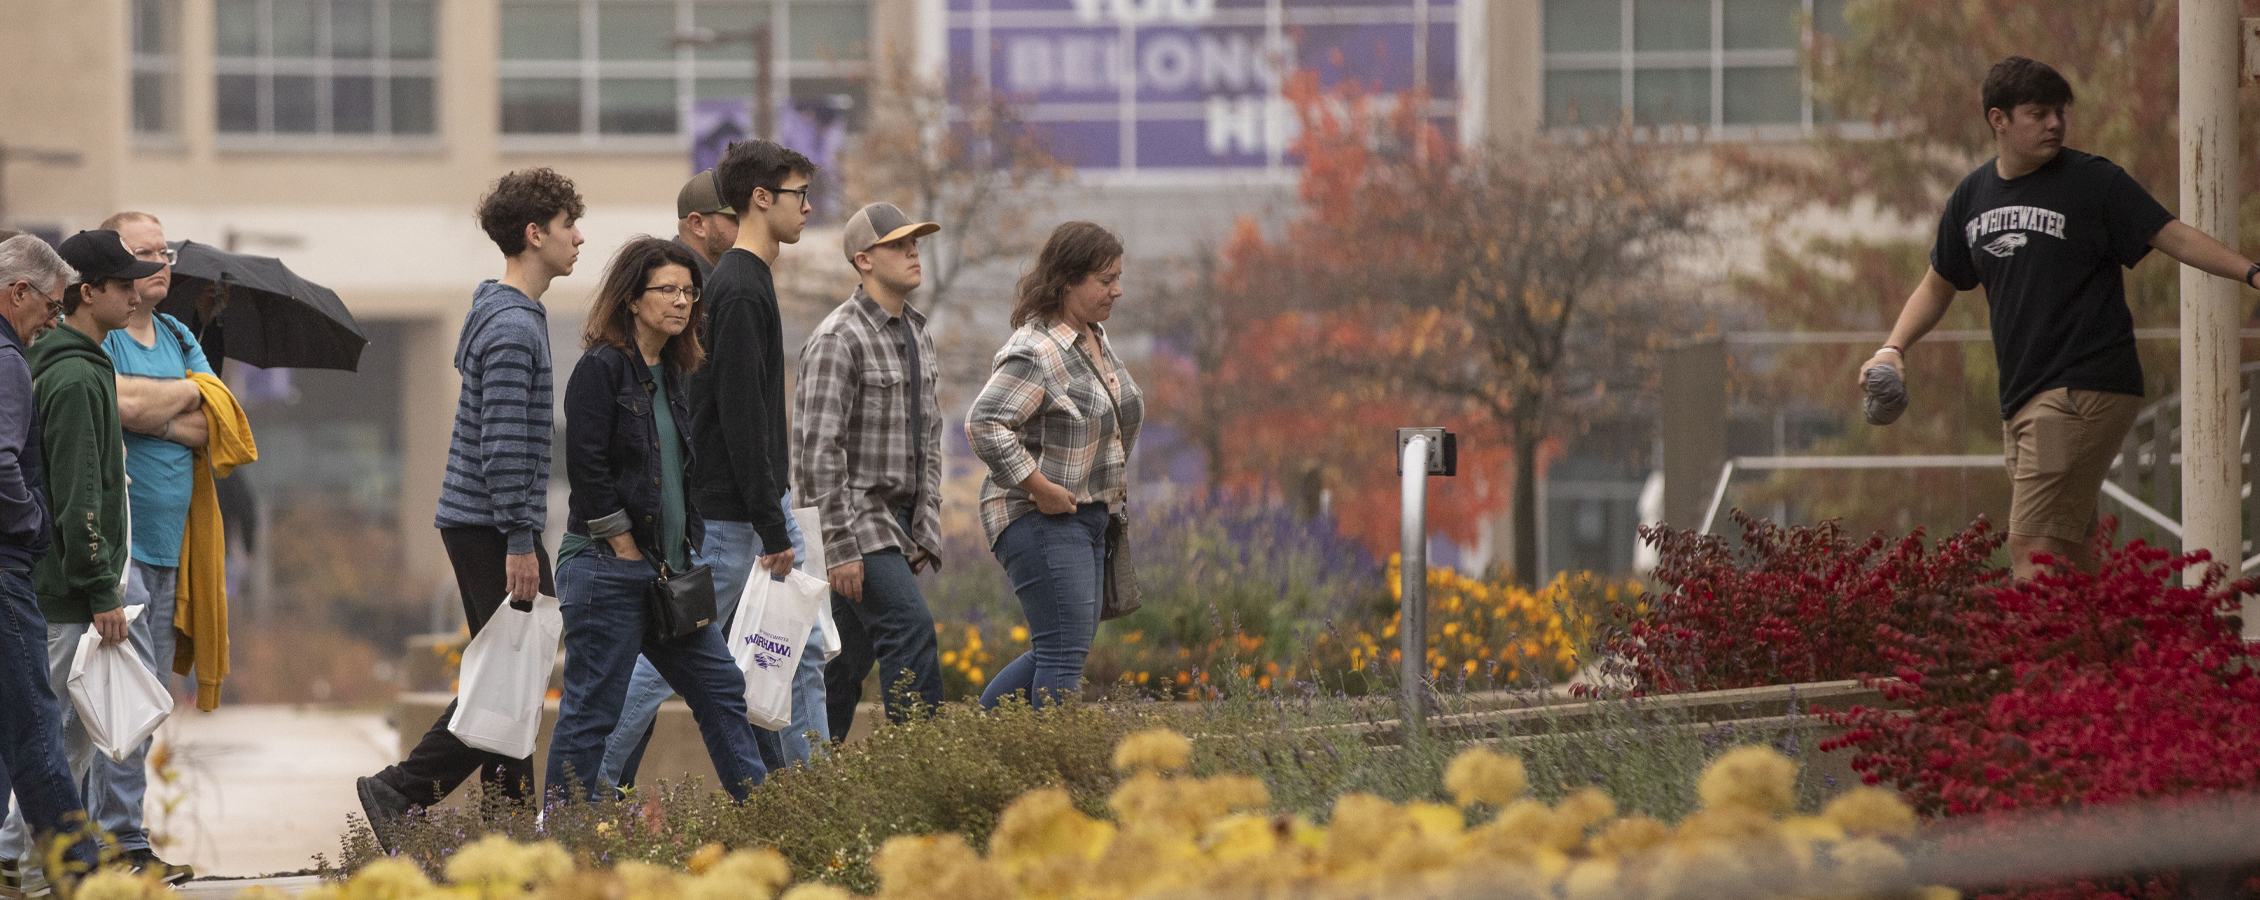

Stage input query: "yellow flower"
[
  {"left": 779, "top": 884, "right": 855, "bottom": 900},
  {"left": 1010, "top": 625, "right": 1030, "bottom": 642},
  {"left": 1588, "top": 814, "right": 1672, "bottom": 860},
  {"left": 333, "top": 858, "right": 433, "bottom": 900},
  {"left": 1696, "top": 745, "right": 1798, "bottom": 814},
  {"left": 687, "top": 847, "right": 793, "bottom": 900},
  {"left": 685, "top": 842, "right": 727, "bottom": 874},
  {"left": 68, "top": 870, "right": 165, "bottom": 900},
  {"left": 1823, "top": 786, "right": 1918, "bottom": 839},
  {"left": 1544, "top": 788, "right": 1617, "bottom": 851},
  {"left": 990, "top": 787, "right": 1113, "bottom": 873},
  {"left": 874, "top": 834, "right": 1014, "bottom": 900},
  {"left": 1111, "top": 729, "right": 1191, "bottom": 773},
  {"left": 1442, "top": 747, "right": 1527, "bottom": 807}
]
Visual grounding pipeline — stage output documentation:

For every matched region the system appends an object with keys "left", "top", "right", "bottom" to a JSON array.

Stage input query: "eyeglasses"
[
  {"left": 641, "top": 284, "right": 700, "bottom": 301},
  {"left": 767, "top": 186, "right": 812, "bottom": 205},
  {"left": 131, "top": 246, "right": 177, "bottom": 266},
  {"left": 16, "top": 281, "right": 62, "bottom": 319}
]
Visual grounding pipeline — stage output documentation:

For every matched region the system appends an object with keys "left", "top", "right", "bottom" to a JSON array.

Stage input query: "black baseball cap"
[{"left": 58, "top": 229, "right": 164, "bottom": 284}]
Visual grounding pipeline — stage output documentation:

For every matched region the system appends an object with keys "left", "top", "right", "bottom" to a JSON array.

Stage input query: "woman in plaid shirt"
[{"left": 966, "top": 222, "right": 1144, "bottom": 709}]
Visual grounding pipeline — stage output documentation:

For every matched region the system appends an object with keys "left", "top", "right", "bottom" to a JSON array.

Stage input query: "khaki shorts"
[{"left": 2002, "top": 387, "right": 2143, "bottom": 542}]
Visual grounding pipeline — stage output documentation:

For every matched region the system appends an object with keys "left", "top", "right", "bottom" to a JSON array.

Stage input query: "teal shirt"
[
  {"left": 651, "top": 363, "right": 690, "bottom": 574},
  {"left": 559, "top": 362, "right": 690, "bottom": 573},
  {"left": 102, "top": 315, "right": 213, "bottom": 567}
]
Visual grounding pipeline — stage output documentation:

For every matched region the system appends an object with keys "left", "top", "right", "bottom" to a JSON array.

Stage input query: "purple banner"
[
  {"left": 949, "top": 0, "right": 1458, "bottom": 172},
  {"left": 691, "top": 97, "right": 752, "bottom": 174}
]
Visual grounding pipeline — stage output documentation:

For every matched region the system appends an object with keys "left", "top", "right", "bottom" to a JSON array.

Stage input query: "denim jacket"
[{"left": 563, "top": 343, "right": 704, "bottom": 561}]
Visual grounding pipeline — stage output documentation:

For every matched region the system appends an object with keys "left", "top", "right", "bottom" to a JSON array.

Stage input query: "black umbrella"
[{"left": 156, "top": 239, "right": 368, "bottom": 372}]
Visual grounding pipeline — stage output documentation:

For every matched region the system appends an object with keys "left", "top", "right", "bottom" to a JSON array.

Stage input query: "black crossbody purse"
[
  {"left": 643, "top": 538, "right": 716, "bottom": 642},
  {"left": 1101, "top": 511, "right": 1142, "bottom": 621}
]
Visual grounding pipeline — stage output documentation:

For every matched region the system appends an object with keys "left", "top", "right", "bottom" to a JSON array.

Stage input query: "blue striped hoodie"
[{"left": 434, "top": 280, "right": 552, "bottom": 554}]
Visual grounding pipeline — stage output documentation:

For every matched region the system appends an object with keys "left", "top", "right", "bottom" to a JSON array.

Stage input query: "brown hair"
[
  {"left": 1011, "top": 221, "right": 1123, "bottom": 328},
  {"left": 582, "top": 237, "right": 707, "bottom": 375},
  {"left": 478, "top": 167, "right": 586, "bottom": 256},
  {"left": 1982, "top": 56, "right": 2073, "bottom": 120},
  {"left": 716, "top": 139, "right": 817, "bottom": 217}
]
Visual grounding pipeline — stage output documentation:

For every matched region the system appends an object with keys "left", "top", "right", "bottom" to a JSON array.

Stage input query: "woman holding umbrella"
[{"left": 542, "top": 237, "right": 766, "bottom": 800}]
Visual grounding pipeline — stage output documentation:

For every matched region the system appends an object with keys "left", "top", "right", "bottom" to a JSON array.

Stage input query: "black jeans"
[{"left": 374, "top": 527, "right": 554, "bottom": 808}]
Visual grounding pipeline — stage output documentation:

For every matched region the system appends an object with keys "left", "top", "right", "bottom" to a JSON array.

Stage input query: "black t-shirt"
[
  {"left": 1930, "top": 148, "right": 2174, "bottom": 419},
  {"left": 684, "top": 248, "right": 792, "bottom": 550}
]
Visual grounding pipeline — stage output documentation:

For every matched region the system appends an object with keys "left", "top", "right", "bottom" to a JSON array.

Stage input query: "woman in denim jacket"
[
  {"left": 966, "top": 222, "right": 1143, "bottom": 708},
  {"left": 544, "top": 237, "right": 766, "bottom": 801}
]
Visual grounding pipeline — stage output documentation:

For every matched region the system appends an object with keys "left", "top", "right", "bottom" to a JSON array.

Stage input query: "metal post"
[
  {"left": 1400, "top": 434, "right": 1429, "bottom": 738},
  {"left": 2179, "top": 0, "right": 2243, "bottom": 627}
]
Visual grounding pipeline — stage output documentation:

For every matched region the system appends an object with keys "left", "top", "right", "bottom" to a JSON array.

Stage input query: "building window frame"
[
  {"left": 1541, "top": 0, "right": 1868, "bottom": 140},
  {"left": 214, "top": 0, "right": 441, "bottom": 148},
  {"left": 496, "top": 0, "right": 870, "bottom": 150},
  {"left": 132, "top": 0, "right": 183, "bottom": 140}
]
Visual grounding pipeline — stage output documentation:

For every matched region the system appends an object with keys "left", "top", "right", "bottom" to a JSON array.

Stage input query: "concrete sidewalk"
[{"left": 150, "top": 704, "right": 396, "bottom": 881}]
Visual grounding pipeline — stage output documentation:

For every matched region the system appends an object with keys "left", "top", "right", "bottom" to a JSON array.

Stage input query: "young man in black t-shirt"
[{"left": 1860, "top": 57, "right": 2260, "bottom": 580}]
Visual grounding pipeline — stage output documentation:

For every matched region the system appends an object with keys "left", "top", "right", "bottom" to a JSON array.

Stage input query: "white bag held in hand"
[
  {"left": 729, "top": 568, "right": 829, "bottom": 730},
  {"left": 792, "top": 506, "right": 842, "bottom": 662},
  {"left": 449, "top": 593, "right": 563, "bottom": 759},
  {"left": 69, "top": 605, "right": 173, "bottom": 762}
]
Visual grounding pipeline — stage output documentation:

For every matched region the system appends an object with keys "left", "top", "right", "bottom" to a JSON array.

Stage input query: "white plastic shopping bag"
[
  {"left": 449, "top": 593, "right": 563, "bottom": 759},
  {"left": 69, "top": 604, "right": 173, "bottom": 762},
  {"left": 791, "top": 506, "right": 841, "bottom": 662},
  {"left": 729, "top": 568, "right": 829, "bottom": 729}
]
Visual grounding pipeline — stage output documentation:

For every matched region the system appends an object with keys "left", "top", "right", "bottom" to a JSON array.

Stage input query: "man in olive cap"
[
  {"left": 674, "top": 168, "right": 739, "bottom": 279},
  {"left": 794, "top": 202, "right": 946, "bottom": 747}
]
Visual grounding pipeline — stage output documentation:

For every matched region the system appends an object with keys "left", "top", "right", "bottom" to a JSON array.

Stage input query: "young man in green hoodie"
[{"left": 0, "top": 229, "right": 150, "bottom": 887}]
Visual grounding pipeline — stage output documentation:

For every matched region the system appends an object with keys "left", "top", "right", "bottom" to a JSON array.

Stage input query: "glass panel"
[
  {"left": 274, "top": 74, "right": 318, "bottom": 130},
  {"left": 1544, "top": 69, "right": 1620, "bottom": 127},
  {"left": 272, "top": 0, "right": 317, "bottom": 57},
  {"left": 390, "top": 0, "right": 435, "bottom": 58},
  {"left": 1813, "top": 0, "right": 1851, "bottom": 40},
  {"left": 216, "top": 0, "right": 260, "bottom": 56},
  {"left": 694, "top": 76, "right": 752, "bottom": 98},
  {"left": 1723, "top": 0, "right": 1796, "bottom": 50},
  {"left": 1633, "top": 0, "right": 1708, "bottom": 52},
  {"left": 1543, "top": 0, "right": 1619, "bottom": 53},
  {"left": 334, "top": 75, "right": 377, "bottom": 131},
  {"left": 599, "top": 2, "right": 676, "bottom": 60},
  {"left": 1723, "top": 65, "right": 1798, "bottom": 124},
  {"left": 501, "top": 2, "right": 581, "bottom": 60},
  {"left": 134, "top": 0, "right": 172, "bottom": 54},
  {"left": 133, "top": 72, "right": 173, "bottom": 133},
  {"left": 692, "top": 1, "right": 767, "bottom": 62},
  {"left": 598, "top": 76, "right": 677, "bottom": 133},
  {"left": 217, "top": 73, "right": 258, "bottom": 131},
  {"left": 391, "top": 74, "right": 435, "bottom": 132},
  {"left": 1633, "top": 66, "right": 1709, "bottom": 125},
  {"left": 334, "top": 0, "right": 377, "bottom": 58},
  {"left": 790, "top": 1, "right": 867, "bottom": 62},
  {"left": 501, "top": 77, "right": 581, "bottom": 132}
]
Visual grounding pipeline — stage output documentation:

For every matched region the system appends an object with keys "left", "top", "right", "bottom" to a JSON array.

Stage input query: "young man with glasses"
[
  {"left": 642, "top": 139, "right": 819, "bottom": 774},
  {"left": 0, "top": 234, "right": 106, "bottom": 898}
]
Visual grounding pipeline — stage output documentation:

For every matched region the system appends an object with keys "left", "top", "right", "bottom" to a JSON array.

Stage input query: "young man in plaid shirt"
[{"left": 793, "top": 202, "right": 947, "bottom": 740}]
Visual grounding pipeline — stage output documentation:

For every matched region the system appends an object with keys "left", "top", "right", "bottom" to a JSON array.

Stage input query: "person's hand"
[
  {"left": 908, "top": 549, "right": 935, "bottom": 574},
  {"left": 1030, "top": 479, "right": 1078, "bottom": 515},
  {"left": 614, "top": 545, "right": 643, "bottom": 562},
  {"left": 760, "top": 547, "right": 796, "bottom": 576},
  {"left": 1856, "top": 349, "right": 1903, "bottom": 390},
  {"left": 505, "top": 551, "right": 540, "bottom": 602},
  {"left": 94, "top": 607, "right": 129, "bottom": 646},
  {"left": 829, "top": 559, "right": 864, "bottom": 601}
]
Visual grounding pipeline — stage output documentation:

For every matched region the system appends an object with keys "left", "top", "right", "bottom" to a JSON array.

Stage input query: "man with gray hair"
[{"left": 0, "top": 234, "right": 102, "bottom": 896}]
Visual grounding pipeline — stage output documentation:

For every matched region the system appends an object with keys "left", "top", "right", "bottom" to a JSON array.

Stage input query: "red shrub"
[{"left": 1600, "top": 512, "right": 2006, "bottom": 693}]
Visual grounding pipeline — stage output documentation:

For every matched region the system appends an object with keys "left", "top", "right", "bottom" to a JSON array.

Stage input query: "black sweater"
[{"left": 686, "top": 248, "right": 792, "bottom": 551}]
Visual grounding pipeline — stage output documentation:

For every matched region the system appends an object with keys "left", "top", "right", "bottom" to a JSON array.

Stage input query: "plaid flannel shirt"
[
  {"left": 791, "top": 288, "right": 945, "bottom": 568},
  {"left": 965, "top": 318, "right": 1144, "bottom": 546}
]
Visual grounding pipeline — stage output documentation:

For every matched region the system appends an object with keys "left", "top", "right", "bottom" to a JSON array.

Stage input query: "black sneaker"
[
  {"left": 123, "top": 849, "right": 193, "bottom": 885},
  {"left": 356, "top": 775, "right": 412, "bottom": 853}
]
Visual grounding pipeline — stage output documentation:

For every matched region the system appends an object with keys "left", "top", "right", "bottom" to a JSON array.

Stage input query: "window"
[
  {"left": 133, "top": 0, "right": 181, "bottom": 136},
  {"left": 497, "top": 0, "right": 869, "bottom": 143},
  {"left": 1541, "top": 0, "right": 1852, "bottom": 133},
  {"left": 215, "top": 0, "right": 437, "bottom": 141}
]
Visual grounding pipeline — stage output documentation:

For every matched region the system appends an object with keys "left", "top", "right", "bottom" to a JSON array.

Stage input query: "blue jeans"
[
  {"left": 544, "top": 551, "right": 767, "bottom": 801},
  {"left": 822, "top": 541, "right": 944, "bottom": 738},
  {"left": 979, "top": 504, "right": 1109, "bottom": 709},
  {"left": 601, "top": 510, "right": 827, "bottom": 783},
  {"left": 0, "top": 569, "right": 99, "bottom": 871}
]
